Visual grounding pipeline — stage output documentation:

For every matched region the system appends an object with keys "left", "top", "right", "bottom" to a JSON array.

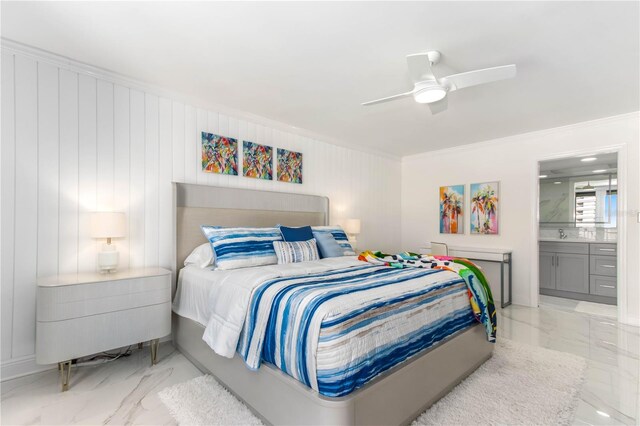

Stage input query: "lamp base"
[{"left": 97, "top": 244, "right": 119, "bottom": 273}]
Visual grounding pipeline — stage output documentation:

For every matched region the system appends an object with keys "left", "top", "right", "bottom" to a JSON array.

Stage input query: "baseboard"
[
  {"left": 1, "top": 355, "right": 55, "bottom": 382},
  {"left": 1, "top": 335, "right": 173, "bottom": 382},
  {"left": 540, "top": 288, "right": 616, "bottom": 305}
]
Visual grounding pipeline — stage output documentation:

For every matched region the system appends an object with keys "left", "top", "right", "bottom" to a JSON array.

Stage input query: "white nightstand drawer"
[
  {"left": 36, "top": 268, "right": 172, "bottom": 390},
  {"left": 36, "top": 301, "right": 171, "bottom": 364},
  {"left": 37, "top": 275, "right": 171, "bottom": 322}
]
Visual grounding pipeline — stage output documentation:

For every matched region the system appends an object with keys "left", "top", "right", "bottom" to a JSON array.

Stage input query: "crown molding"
[
  {"left": 402, "top": 111, "right": 640, "bottom": 163},
  {"left": 1, "top": 38, "right": 400, "bottom": 162}
]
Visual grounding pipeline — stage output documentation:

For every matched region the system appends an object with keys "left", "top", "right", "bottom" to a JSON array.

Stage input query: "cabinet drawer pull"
[
  {"left": 598, "top": 248, "right": 615, "bottom": 252},
  {"left": 601, "top": 265, "right": 616, "bottom": 268},
  {"left": 600, "top": 285, "right": 615, "bottom": 289}
]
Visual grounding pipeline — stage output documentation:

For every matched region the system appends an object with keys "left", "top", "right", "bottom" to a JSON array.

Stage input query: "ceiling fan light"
[{"left": 414, "top": 87, "right": 447, "bottom": 104}]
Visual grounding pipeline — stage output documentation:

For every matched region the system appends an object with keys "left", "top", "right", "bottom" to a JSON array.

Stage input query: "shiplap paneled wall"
[{"left": 0, "top": 49, "right": 402, "bottom": 376}]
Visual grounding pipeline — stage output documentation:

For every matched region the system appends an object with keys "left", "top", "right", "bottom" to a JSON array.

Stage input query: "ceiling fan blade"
[
  {"left": 406, "top": 53, "right": 436, "bottom": 83},
  {"left": 428, "top": 97, "right": 448, "bottom": 115},
  {"left": 440, "top": 64, "right": 516, "bottom": 92},
  {"left": 361, "top": 91, "right": 414, "bottom": 106}
]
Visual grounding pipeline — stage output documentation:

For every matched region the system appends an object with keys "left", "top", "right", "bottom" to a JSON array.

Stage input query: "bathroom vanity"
[{"left": 539, "top": 240, "right": 616, "bottom": 305}]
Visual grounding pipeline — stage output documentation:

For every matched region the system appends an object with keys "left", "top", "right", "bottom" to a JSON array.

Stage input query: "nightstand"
[{"left": 36, "top": 268, "right": 171, "bottom": 391}]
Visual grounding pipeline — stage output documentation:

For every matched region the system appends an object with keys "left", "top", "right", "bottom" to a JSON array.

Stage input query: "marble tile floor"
[
  {"left": 539, "top": 294, "right": 618, "bottom": 319},
  {"left": 502, "top": 303, "right": 639, "bottom": 426},
  {"left": 1, "top": 343, "right": 199, "bottom": 425},
  {"left": 1, "top": 303, "right": 638, "bottom": 425}
]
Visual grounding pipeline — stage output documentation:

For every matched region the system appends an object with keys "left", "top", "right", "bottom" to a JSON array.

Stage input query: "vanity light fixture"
[
  {"left": 592, "top": 169, "right": 607, "bottom": 173},
  {"left": 580, "top": 157, "right": 597, "bottom": 162}
]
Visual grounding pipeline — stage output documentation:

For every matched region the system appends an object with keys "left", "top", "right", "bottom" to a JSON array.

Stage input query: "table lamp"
[
  {"left": 344, "top": 218, "right": 361, "bottom": 250},
  {"left": 90, "top": 212, "right": 126, "bottom": 273}
]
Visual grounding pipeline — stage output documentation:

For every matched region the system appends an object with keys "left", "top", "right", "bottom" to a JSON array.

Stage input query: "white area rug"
[{"left": 158, "top": 339, "right": 586, "bottom": 425}]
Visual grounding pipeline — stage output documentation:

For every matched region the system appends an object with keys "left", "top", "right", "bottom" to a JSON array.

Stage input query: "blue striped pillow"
[
  {"left": 201, "top": 226, "right": 282, "bottom": 270},
  {"left": 273, "top": 239, "right": 320, "bottom": 264},
  {"left": 311, "top": 226, "right": 356, "bottom": 256}
]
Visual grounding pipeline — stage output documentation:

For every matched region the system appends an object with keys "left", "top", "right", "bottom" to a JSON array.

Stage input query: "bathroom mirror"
[{"left": 539, "top": 153, "right": 617, "bottom": 225}]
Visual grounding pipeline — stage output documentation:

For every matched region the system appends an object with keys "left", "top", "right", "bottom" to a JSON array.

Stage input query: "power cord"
[{"left": 74, "top": 346, "right": 133, "bottom": 367}]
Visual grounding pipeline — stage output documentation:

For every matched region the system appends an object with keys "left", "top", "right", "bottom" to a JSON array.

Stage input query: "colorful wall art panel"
[
  {"left": 470, "top": 181, "right": 500, "bottom": 234},
  {"left": 277, "top": 148, "right": 303, "bottom": 184},
  {"left": 439, "top": 185, "right": 465, "bottom": 234},
  {"left": 201, "top": 132, "right": 238, "bottom": 175},
  {"left": 243, "top": 141, "right": 273, "bottom": 180}
]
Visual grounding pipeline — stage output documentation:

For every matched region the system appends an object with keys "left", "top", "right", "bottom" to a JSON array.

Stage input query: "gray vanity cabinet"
[
  {"left": 539, "top": 243, "right": 589, "bottom": 294},
  {"left": 539, "top": 252, "right": 556, "bottom": 290},
  {"left": 539, "top": 241, "right": 616, "bottom": 304},
  {"left": 555, "top": 253, "right": 589, "bottom": 293}
]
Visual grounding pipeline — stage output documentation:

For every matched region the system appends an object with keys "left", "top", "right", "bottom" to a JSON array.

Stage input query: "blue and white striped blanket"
[{"left": 227, "top": 259, "right": 477, "bottom": 397}]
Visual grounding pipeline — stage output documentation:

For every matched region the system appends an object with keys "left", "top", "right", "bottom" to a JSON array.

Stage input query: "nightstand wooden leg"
[
  {"left": 59, "top": 360, "right": 72, "bottom": 392},
  {"left": 150, "top": 339, "right": 159, "bottom": 365}
]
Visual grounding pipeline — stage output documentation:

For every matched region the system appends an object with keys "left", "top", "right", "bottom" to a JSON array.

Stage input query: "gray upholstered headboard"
[{"left": 172, "top": 183, "right": 329, "bottom": 276}]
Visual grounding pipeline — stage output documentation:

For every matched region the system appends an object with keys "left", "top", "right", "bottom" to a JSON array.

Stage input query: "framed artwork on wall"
[
  {"left": 201, "top": 132, "right": 238, "bottom": 175},
  {"left": 439, "top": 185, "right": 464, "bottom": 234},
  {"left": 470, "top": 181, "right": 500, "bottom": 234},
  {"left": 243, "top": 141, "right": 273, "bottom": 180},
  {"left": 277, "top": 148, "right": 303, "bottom": 184}
]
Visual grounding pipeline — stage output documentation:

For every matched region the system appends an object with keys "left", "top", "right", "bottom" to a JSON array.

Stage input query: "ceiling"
[{"left": 2, "top": 2, "right": 638, "bottom": 157}]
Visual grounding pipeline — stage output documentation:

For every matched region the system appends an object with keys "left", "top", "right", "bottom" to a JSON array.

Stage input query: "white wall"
[
  {"left": 401, "top": 112, "right": 640, "bottom": 325},
  {"left": 0, "top": 47, "right": 402, "bottom": 379}
]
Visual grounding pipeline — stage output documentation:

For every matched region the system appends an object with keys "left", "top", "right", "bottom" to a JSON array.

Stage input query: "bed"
[{"left": 171, "top": 183, "right": 493, "bottom": 426}]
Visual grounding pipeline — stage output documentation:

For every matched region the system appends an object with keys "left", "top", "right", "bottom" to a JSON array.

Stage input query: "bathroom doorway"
[{"left": 537, "top": 152, "right": 619, "bottom": 318}]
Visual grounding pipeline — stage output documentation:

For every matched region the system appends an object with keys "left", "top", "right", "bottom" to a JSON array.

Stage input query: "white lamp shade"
[
  {"left": 90, "top": 212, "right": 126, "bottom": 239},
  {"left": 344, "top": 219, "right": 361, "bottom": 235}
]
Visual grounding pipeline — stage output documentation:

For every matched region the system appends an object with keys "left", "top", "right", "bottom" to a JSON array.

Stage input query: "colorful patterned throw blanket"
[{"left": 358, "top": 251, "right": 497, "bottom": 342}]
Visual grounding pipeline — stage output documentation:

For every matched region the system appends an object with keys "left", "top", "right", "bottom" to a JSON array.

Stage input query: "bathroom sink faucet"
[{"left": 558, "top": 229, "right": 567, "bottom": 239}]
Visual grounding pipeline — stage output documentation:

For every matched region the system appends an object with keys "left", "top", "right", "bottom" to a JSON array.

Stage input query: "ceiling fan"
[{"left": 361, "top": 51, "right": 517, "bottom": 114}]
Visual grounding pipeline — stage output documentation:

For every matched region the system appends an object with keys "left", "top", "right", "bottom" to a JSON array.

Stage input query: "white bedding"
[
  {"left": 173, "top": 265, "right": 225, "bottom": 326},
  {"left": 173, "top": 257, "right": 363, "bottom": 358}
]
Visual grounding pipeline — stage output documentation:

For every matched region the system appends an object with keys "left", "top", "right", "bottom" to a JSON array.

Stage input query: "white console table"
[{"left": 420, "top": 244, "right": 512, "bottom": 308}]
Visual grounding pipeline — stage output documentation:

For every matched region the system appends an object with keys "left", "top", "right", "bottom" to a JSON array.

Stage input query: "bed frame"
[{"left": 171, "top": 183, "right": 493, "bottom": 426}]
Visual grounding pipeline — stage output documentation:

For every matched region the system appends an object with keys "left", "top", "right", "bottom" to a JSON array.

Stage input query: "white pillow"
[{"left": 184, "top": 243, "right": 215, "bottom": 268}]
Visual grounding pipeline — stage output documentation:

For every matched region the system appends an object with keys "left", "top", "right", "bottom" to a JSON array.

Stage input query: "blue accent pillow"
[
  {"left": 279, "top": 225, "right": 314, "bottom": 242},
  {"left": 313, "top": 232, "right": 346, "bottom": 258},
  {"left": 201, "top": 226, "right": 282, "bottom": 270},
  {"left": 311, "top": 226, "right": 355, "bottom": 255}
]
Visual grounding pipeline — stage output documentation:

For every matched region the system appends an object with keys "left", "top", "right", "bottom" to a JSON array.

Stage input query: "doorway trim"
[{"left": 531, "top": 144, "right": 628, "bottom": 323}]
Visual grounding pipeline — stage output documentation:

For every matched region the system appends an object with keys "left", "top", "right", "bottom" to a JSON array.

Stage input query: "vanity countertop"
[{"left": 538, "top": 237, "right": 617, "bottom": 243}]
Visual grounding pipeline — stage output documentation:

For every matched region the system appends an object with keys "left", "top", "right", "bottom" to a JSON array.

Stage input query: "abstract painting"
[
  {"left": 202, "top": 132, "right": 238, "bottom": 175},
  {"left": 470, "top": 181, "right": 499, "bottom": 234},
  {"left": 277, "top": 148, "right": 303, "bottom": 184},
  {"left": 439, "top": 185, "right": 464, "bottom": 234},
  {"left": 243, "top": 141, "right": 273, "bottom": 180}
]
